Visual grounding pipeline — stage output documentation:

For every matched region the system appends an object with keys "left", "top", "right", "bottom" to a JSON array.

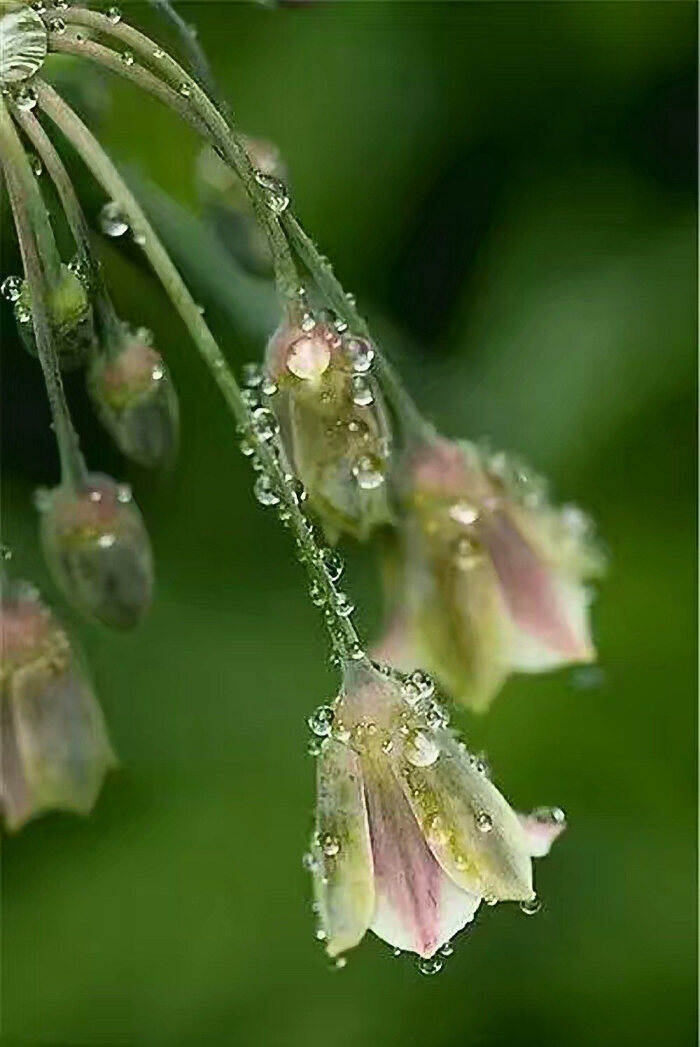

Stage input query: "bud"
[
  {"left": 0, "top": 3, "right": 47, "bottom": 85},
  {"left": 197, "top": 137, "right": 287, "bottom": 275},
  {"left": 308, "top": 659, "right": 563, "bottom": 958},
  {"left": 265, "top": 318, "right": 393, "bottom": 541},
  {"left": 15, "top": 264, "right": 95, "bottom": 370},
  {"left": 38, "top": 474, "right": 154, "bottom": 629},
  {"left": 1, "top": 580, "right": 116, "bottom": 831},
  {"left": 384, "top": 437, "right": 605, "bottom": 711},
  {"left": 88, "top": 328, "right": 179, "bottom": 468}
]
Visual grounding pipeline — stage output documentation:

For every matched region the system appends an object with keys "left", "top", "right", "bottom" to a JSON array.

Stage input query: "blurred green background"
[{"left": 1, "top": 2, "right": 697, "bottom": 1045}]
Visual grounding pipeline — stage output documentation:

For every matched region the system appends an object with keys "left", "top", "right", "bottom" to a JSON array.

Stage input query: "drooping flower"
[
  {"left": 0, "top": 2, "right": 47, "bottom": 85},
  {"left": 265, "top": 317, "right": 393, "bottom": 541},
  {"left": 88, "top": 325, "right": 179, "bottom": 468},
  {"left": 14, "top": 263, "right": 95, "bottom": 370},
  {"left": 380, "top": 436, "right": 605, "bottom": 712},
  {"left": 307, "top": 659, "right": 564, "bottom": 959},
  {"left": 37, "top": 473, "right": 154, "bottom": 630},
  {"left": 1, "top": 579, "right": 116, "bottom": 830}
]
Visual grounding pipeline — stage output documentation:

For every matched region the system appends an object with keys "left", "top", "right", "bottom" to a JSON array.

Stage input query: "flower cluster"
[{"left": 1, "top": 1, "right": 603, "bottom": 971}]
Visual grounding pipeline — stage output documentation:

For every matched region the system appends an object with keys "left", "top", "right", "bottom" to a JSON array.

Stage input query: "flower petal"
[
  {"left": 364, "top": 755, "right": 479, "bottom": 957},
  {"left": 392, "top": 731, "right": 533, "bottom": 902},
  {"left": 313, "top": 738, "right": 374, "bottom": 957},
  {"left": 518, "top": 809, "right": 567, "bottom": 858}
]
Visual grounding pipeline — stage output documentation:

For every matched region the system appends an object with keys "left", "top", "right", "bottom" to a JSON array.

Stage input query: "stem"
[
  {"left": 35, "top": 80, "right": 362, "bottom": 658},
  {"left": 148, "top": 0, "right": 226, "bottom": 111},
  {"left": 281, "top": 213, "right": 434, "bottom": 441},
  {"left": 9, "top": 102, "right": 122, "bottom": 345},
  {"left": 51, "top": 9, "right": 300, "bottom": 308},
  {"left": 0, "top": 97, "right": 87, "bottom": 490}
]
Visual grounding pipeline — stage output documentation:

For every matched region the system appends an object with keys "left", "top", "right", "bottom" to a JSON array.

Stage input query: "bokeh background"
[{"left": 1, "top": 2, "right": 697, "bottom": 1045}]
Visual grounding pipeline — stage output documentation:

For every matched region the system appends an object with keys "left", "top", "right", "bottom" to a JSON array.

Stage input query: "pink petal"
[
  {"left": 481, "top": 511, "right": 593, "bottom": 663},
  {"left": 364, "top": 756, "right": 479, "bottom": 958}
]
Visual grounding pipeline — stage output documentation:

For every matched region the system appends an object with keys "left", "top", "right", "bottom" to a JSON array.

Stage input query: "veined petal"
[
  {"left": 518, "top": 809, "right": 567, "bottom": 858},
  {"left": 10, "top": 658, "right": 116, "bottom": 820},
  {"left": 1, "top": 695, "right": 32, "bottom": 831},
  {"left": 392, "top": 731, "right": 533, "bottom": 902},
  {"left": 364, "top": 755, "right": 479, "bottom": 958},
  {"left": 313, "top": 738, "right": 374, "bottom": 957}
]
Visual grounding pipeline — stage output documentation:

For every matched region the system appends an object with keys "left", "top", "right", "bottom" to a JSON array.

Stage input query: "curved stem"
[
  {"left": 10, "top": 102, "right": 122, "bottom": 345},
  {"left": 0, "top": 98, "right": 87, "bottom": 490},
  {"left": 35, "top": 80, "right": 362, "bottom": 658}
]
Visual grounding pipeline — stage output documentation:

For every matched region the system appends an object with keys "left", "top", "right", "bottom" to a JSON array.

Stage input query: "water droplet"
[
  {"left": 425, "top": 700, "right": 449, "bottom": 729},
  {"left": 351, "top": 374, "right": 374, "bottom": 407},
  {"left": 302, "top": 851, "right": 317, "bottom": 872},
  {"left": 409, "top": 670, "right": 434, "bottom": 699},
  {"left": 14, "top": 301, "right": 31, "bottom": 323},
  {"left": 116, "top": 484, "right": 132, "bottom": 503},
  {"left": 439, "top": 942, "right": 454, "bottom": 957},
  {"left": 178, "top": 82, "right": 191, "bottom": 98},
  {"left": 97, "top": 533, "right": 116, "bottom": 549},
  {"left": 132, "top": 229, "right": 146, "bottom": 246},
  {"left": 392, "top": 948, "right": 402, "bottom": 958},
  {"left": 261, "top": 376, "right": 277, "bottom": 396},
  {"left": 309, "top": 580, "right": 326, "bottom": 607},
  {"left": 405, "top": 729, "right": 440, "bottom": 768},
  {"left": 239, "top": 438, "right": 255, "bottom": 458},
  {"left": 48, "top": 18, "right": 66, "bottom": 34},
  {"left": 418, "top": 956, "right": 443, "bottom": 976},
  {"left": 346, "top": 337, "right": 374, "bottom": 373},
  {"left": 332, "top": 957, "right": 347, "bottom": 970},
  {"left": 241, "top": 388, "right": 259, "bottom": 408},
  {"left": 120, "top": 50, "right": 134, "bottom": 66},
  {"left": 99, "top": 201, "right": 129, "bottom": 237},
  {"left": 286, "top": 334, "right": 330, "bottom": 381},
  {"left": 308, "top": 704, "right": 334, "bottom": 737},
  {"left": 531, "top": 806, "right": 566, "bottom": 826},
  {"left": 352, "top": 455, "right": 384, "bottom": 491},
  {"left": 14, "top": 84, "right": 37, "bottom": 110},
  {"left": 153, "top": 48, "right": 166, "bottom": 59},
  {"left": 254, "top": 170, "right": 290, "bottom": 214},
  {"left": 334, "top": 592, "right": 354, "bottom": 618},
  {"left": 242, "top": 362, "right": 263, "bottom": 387},
  {"left": 251, "top": 407, "right": 278, "bottom": 442},
  {"left": 1, "top": 276, "right": 23, "bottom": 302},
  {"left": 318, "top": 832, "right": 340, "bottom": 857},
  {"left": 151, "top": 364, "right": 165, "bottom": 381},
  {"left": 449, "top": 500, "right": 480, "bottom": 526},
  {"left": 476, "top": 812, "right": 493, "bottom": 833},
  {"left": 107, "top": 6, "right": 122, "bottom": 23},
  {"left": 320, "top": 548, "right": 343, "bottom": 582},
  {"left": 520, "top": 896, "right": 542, "bottom": 916},
  {"left": 254, "top": 474, "right": 280, "bottom": 507},
  {"left": 348, "top": 643, "right": 364, "bottom": 661},
  {"left": 401, "top": 680, "right": 421, "bottom": 705}
]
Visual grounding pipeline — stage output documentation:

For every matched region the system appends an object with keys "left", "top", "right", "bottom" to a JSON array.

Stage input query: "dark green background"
[{"left": 1, "top": 3, "right": 697, "bottom": 1045}]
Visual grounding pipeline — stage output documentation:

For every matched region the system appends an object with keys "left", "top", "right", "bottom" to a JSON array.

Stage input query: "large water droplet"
[
  {"left": 520, "top": 896, "right": 542, "bottom": 916},
  {"left": 308, "top": 704, "right": 334, "bottom": 737},
  {"left": 476, "top": 812, "right": 493, "bottom": 833},
  {"left": 1, "top": 275, "right": 23, "bottom": 302},
  {"left": 405, "top": 729, "right": 440, "bottom": 767},
  {"left": 254, "top": 474, "right": 280, "bottom": 506},
  {"left": 418, "top": 956, "right": 443, "bottom": 976},
  {"left": 351, "top": 374, "right": 374, "bottom": 407},
  {"left": 99, "top": 201, "right": 129, "bottom": 237},
  {"left": 254, "top": 170, "right": 290, "bottom": 214}
]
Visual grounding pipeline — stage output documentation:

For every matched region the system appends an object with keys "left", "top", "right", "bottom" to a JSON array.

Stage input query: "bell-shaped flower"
[
  {"left": 37, "top": 473, "right": 154, "bottom": 630},
  {"left": 1, "top": 580, "right": 116, "bottom": 830},
  {"left": 15, "top": 264, "right": 95, "bottom": 370},
  {"left": 0, "top": 3, "right": 47, "bottom": 85},
  {"left": 88, "top": 326, "right": 179, "bottom": 468},
  {"left": 307, "top": 659, "right": 563, "bottom": 959},
  {"left": 383, "top": 436, "right": 605, "bottom": 711},
  {"left": 265, "top": 317, "right": 393, "bottom": 541}
]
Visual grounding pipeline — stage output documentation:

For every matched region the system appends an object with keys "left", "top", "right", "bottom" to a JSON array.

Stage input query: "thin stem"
[
  {"left": 281, "top": 213, "right": 434, "bottom": 442},
  {"left": 51, "top": 9, "right": 300, "bottom": 307},
  {"left": 0, "top": 97, "right": 87, "bottom": 490},
  {"left": 35, "top": 80, "right": 362, "bottom": 657},
  {"left": 9, "top": 103, "right": 122, "bottom": 344},
  {"left": 148, "top": 0, "right": 226, "bottom": 111}
]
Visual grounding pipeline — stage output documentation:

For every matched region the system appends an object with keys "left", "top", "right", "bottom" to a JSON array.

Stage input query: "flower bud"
[
  {"left": 88, "top": 328, "right": 179, "bottom": 468},
  {"left": 383, "top": 437, "right": 605, "bottom": 711},
  {"left": 1, "top": 580, "right": 116, "bottom": 831},
  {"left": 38, "top": 474, "right": 154, "bottom": 630},
  {"left": 265, "top": 318, "right": 393, "bottom": 541},
  {"left": 15, "top": 264, "right": 95, "bottom": 370},
  {"left": 0, "top": 3, "right": 47, "bottom": 85}
]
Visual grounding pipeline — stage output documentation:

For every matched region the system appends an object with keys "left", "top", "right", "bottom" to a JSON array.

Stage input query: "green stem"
[
  {"left": 0, "top": 97, "right": 87, "bottom": 490},
  {"left": 51, "top": 9, "right": 300, "bottom": 308},
  {"left": 10, "top": 102, "right": 122, "bottom": 345},
  {"left": 35, "top": 79, "right": 362, "bottom": 658}
]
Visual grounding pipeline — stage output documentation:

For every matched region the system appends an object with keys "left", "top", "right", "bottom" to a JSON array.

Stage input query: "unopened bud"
[
  {"left": 15, "top": 264, "right": 95, "bottom": 370},
  {"left": 0, "top": 3, "right": 47, "bottom": 84},
  {"left": 1, "top": 580, "right": 115, "bottom": 830},
  {"left": 88, "top": 329, "right": 179, "bottom": 468},
  {"left": 37, "top": 474, "right": 154, "bottom": 629}
]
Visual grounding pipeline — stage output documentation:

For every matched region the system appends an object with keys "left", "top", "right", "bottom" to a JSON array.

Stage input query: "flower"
[
  {"left": 1, "top": 579, "right": 116, "bottom": 830},
  {"left": 380, "top": 436, "right": 605, "bottom": 711},
  {"left": 0, "top": 2, "right": 47, "bottom": 85},
  {"left": 265, "top": 317, "right": 393, "bottom": 541},
  {"left": 307, "top": 660, "right": 563, "bottom": 958},
  {"left": 37, "top": 473, "right": 154, "bottom": 629},
  {"left": 15, "top": 263, "right": 95, "bottom": 370},
  {"left": 88, "top": 326, "right": 179, "bottom": 467}
]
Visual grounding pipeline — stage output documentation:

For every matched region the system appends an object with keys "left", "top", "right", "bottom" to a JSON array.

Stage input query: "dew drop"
[
  {"left": 97, "top": 533, "right": 116, "bottom": 549},
  {"left": 151, "top": 364, "right": 165, "bottom": 381},
  {"left": 346, "top": 337, "right": 374, "bottom": 373},
  {"left": 352, "top": 455, "right": 384, "bottom": 491},
  {"left": 309, "top": 580, "right": 326, "bottom": 607},
  {"left": 120, "top": 50, "right": 134, "bottom": 66},
  {"left": 153, "top": 48, "right": 166, "bottom": 59},
  {"left": 418, "top": 956, "right": 443, "bottom": 976},
  {"left": 242, "top": 362, "right": 263, "bottom": 388},
  {"left": 106, "top": 6, "right": 122, "bottom": 23},
  {"left": 1, "top": 275, "right": 23, "bottom": 302},
  {"left": 308, "top": 704, "right": 334, "bottom": 738},
  {"left": 14, "top": 84, "right": 37, "bottom": 110},
  {"left": 449, "top": 500, "right": 480, "bottom": 526},
  {"left": 251, "top": 407, "right": 278, "bottom": 442},
  {"left": 48, "top": 18, "right": 66, "bottom": 34},
  {"left": 99, "top": 201, "right": 129, "bottom": 237},
  {"left": 318, "top": 832, "right": 340, "bottom": 857},
  {"left": 520, "top": 896, "right": 542, "bottom": 916},
  {"left": 334, "top": 592, "right": 354, "bottom": 618},
  {"left": 254, "top": 170, "right": 290, "bottom": 214},
  {"left": 439, "top": 942, "right": 454, "bottom": 957},
  {"left": 476, "top": 812, "right": 493, "bottom": 833},
  {"left": 116, "top": 484, "right": 132, "bottom": 503},
  {"left": 178, "top": 82, "right": 191, "bottom": 98},
  {"left": 254, "top": 474, "right": 280, "bottom": 507},
  {"left": 531, "top": 806, "right": 566, "bottom": 826},
  {"left": 409, "top": 669, "right": 435, "bottom": 699},
  {"left": 320, "top": 548, "right": 343, "bottom": 582},
  {"left": 351, "top": 374, "right": 374, "bottom": 407},
  {"left": 405, "top": 729, "right": 440, "bottom": 768}
]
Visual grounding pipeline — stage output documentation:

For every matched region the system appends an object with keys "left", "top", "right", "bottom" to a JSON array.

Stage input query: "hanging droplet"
[
  {"left": 99, "top": 201, "right": 129, "bottom": 238},
  {"left": 318, "top": 832, "right": 340, "bottom": 857},
  {"left": 520, "top": 896, "right": 542, "bottom": 916},
  {"left": 253, "top": 474, "right": 280, "bottom": 507},
  {"left": 120, "top": 50, "right": 134, "bottom": 66},
  {"left": 106, "top": 6, "right": 122, "bottom": 23},
  {"left": 254, "top": 170, "right": 290, "bottom": 214},
  {"left": 405, "top": 728, "right": 440, "bottom": 768},
  {"left": 321, "top": 548, "right": 344, "bottom": 582},
  {"left": 352, "top": 455, "right": 384, "bottom": 491},
  {"left": 1, "top": 275, "right": 23, "bottom": 302},
  {"left": 418, "top": 956, "right": 443, "bottom": 976},
  {"left": 530, "top": 806, "right": 566, "bottom": 826},
  {"left": 476, "top": 812, "right": 493, "bottom": 833},
  {"left": 346, "top": 337, "right": 374, "bottom": 373},
  {"left": 351, "top": 374, "right": 374, "bottom": 407},
  {"left": 251, "top": 407, "right": 278, "bottom": 442},
  {"left": 307, "top": 705, "right": 334, "bottom": 737},
  {"left": 14, "top": 84, "right": 37, "bottom": 110}
]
